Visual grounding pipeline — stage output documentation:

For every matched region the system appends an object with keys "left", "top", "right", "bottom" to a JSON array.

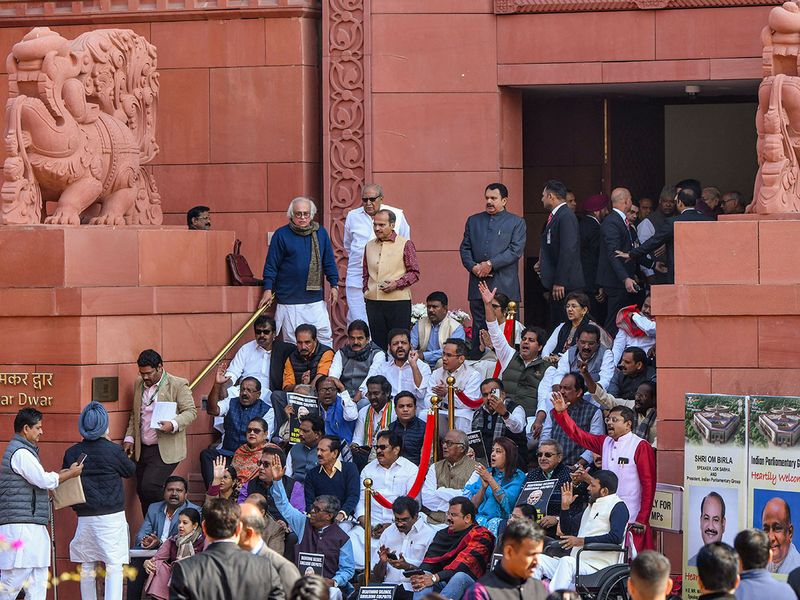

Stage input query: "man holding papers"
[{"left": 124, "top": 349, "right": 197, "bottom": 516}]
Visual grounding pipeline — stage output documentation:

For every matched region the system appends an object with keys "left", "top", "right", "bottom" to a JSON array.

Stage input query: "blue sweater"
[
  {"left": 735, "top": 569, "right": 796, "bottom": 600},
  {"left": 303, "top": 461, "right": 360, "bottom": 516},
  {"left": 262, "top": 224, "right": 339, "bottom": 305},
  {"left": 63, "top": 438, "right": 136, "bottom": 517}
]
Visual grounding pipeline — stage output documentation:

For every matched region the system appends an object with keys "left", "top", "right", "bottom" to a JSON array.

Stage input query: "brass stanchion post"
[
  {"left": 446, "top": 376, "right": 455, "bottom": 431},
  {"left": 364, "top": 478, "right": 373, "bottom": 585},
  {"left": 506, "top": 301, "right": 517, "bottom": 338},
  {"left": 188, "top": 299, "right": 273, "bottom": 390},
  {"left": 431, "top": 395, "right": 440, "bottom": 462}
]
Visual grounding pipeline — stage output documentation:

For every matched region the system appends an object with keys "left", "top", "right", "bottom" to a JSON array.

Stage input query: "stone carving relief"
[
  {"left": 752, "top": 2, "right": 800, "bottom": 213},
  {"left": 2, "top": 27, "right": 161, "bottom": 225},
  {"left": 324, "top": 0, "right": 369, "bottom": 343}
]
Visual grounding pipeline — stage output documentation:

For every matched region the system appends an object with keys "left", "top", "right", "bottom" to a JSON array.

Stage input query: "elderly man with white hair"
[{"left": 259, "top": 197, "right": 340, "bottom": 346}]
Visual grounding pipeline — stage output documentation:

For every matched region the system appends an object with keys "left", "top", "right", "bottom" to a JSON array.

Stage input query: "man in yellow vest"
[{"left": 363, "top": 209, "right": 420, "bottom": 350}]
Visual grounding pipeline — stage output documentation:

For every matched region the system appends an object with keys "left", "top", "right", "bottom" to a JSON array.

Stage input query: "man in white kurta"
[
  {"left": 422, "top": 339, "right": 483, "bottom": 432},
  {"left": 346, "top": 431, "right": 417, "bottom": 570},
  {"left": 0, "top": 409, "right": 83, "bottom": 600},
  {"left": 343, "top": 183, "right": 411, "bottom": 323}
]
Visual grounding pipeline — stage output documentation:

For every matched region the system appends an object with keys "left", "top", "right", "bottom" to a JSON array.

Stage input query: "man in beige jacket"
[
  {"left": 362, "top": 209, "right": 420, "bottom": 350},
  {"left": 124, "top": 349, "right": 197, "bottom": 516}
]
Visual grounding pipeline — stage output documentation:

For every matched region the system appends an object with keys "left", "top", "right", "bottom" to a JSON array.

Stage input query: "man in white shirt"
[
  {"left": 350, "top": 430, "right": 418, "bottom": 569},
  {"left": 372, "top": 496, "right": 436, "bottom": 600},
  {"left": 224, "top": 315, "right": 296, "bottom": 393},
  {"left": 0, "top": 408, "right": 84, "bottom": 600},
  {"left": 358, "top": 329, "right": 430, "bottom": 405},
  {"left": 343, "top": 183, "right": 411, "bottom": 323},
  {"left": 423, "top": 338, "right": 483, "bottom": 431}
]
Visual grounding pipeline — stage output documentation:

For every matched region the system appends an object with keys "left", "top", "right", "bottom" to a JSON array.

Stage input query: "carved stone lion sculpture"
[
  {"left": 1, "top": 27, "right": 161, "bottom": 225},
  {"left": 753, "top": 2, "right": 800, "bottom": 213}
]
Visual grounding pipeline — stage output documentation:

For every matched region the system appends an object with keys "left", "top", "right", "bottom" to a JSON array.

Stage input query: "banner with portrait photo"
[
  {"left": 748, "top": 395, "right": 800, "bottom": 577},
  {"left": 682, "top": 394, "right": 748, "bottom": 600}
]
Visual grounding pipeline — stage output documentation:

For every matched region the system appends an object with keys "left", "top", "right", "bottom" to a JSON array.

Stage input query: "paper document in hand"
[{"left": 150, "top": 401, "right": 177, "bottom": 429}]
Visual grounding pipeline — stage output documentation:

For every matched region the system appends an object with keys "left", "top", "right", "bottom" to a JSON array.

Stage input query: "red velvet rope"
[
  {"left": 491, "top": 318, "right": 516, "bottom": 378},
  {"left": 371, "top": 410, "right": 436, "bottom": 509}
]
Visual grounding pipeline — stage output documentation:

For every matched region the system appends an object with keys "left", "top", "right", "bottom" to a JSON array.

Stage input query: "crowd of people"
[{"left": 0, "top": 178, "right": 761, "bottom": 600}]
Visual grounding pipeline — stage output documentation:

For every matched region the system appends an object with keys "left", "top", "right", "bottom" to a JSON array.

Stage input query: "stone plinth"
[
  {"left": 653, "top": 214, "right": 800, "bottom": 570},
  {"left": 0, "top": 226, "right": 260, "bottom": 593}
]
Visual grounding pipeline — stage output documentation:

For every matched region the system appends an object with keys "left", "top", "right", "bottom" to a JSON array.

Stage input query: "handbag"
[
  {"left": 51, "top": 475, "right": 86, "bottom": 510},
  {"left": 226, "top": 239, "right": 262, "bottom": 286}
]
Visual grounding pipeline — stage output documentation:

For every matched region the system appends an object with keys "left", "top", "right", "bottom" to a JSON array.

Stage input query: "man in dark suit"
[
  {"left": 597, "top": 187, "right": 641, "bottom": 335},
  {"left": 536, "top": 179, "right": 585, "bottom": 328},
  {"left": 579, "top": 193, "right": 609, "bottom": 324},
  {"left": 460, "top": 182, "right": 527, "bottom": 358},
  {"left": 170, "top": 498, "right": 286, "bottom": 600},
  {"left": 624, "top": 187, "right": 712, "bottom": 284}
]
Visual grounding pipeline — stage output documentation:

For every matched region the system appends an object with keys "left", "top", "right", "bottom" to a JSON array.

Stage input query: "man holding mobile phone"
[{"left": 371, "top": 497, "right": 436, "bottom": 599}]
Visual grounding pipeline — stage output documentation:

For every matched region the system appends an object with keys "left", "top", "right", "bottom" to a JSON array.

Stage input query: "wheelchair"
[
  {"left": 542, "top": 530, "right": 632, "bottom": 600},
  {"left": 574, "top": 542, "right": 631, "bottom": 600}
]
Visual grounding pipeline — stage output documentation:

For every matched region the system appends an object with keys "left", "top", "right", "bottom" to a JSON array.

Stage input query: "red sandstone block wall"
[
  {"left": 0, "top": 14, "right": 320, "bottom": 275},
  {"left": 654, "top": 217, "right": 800, "bottom": 569}
]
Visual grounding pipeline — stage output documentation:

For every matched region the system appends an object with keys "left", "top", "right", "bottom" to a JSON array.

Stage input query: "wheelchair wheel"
[{"left": 595, "top": 564, "right": 631, "bottom": 600}]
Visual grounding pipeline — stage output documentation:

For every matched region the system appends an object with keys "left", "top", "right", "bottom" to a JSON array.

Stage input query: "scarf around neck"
[
  {"left": 175, "top": 527, "right": 202, "bottom": 561},
  {"left": 232, "top": 442, "right": 267, "bottom": 484},
  {"left": 289, "top": 221, "right": 322, "bottom": 292}
]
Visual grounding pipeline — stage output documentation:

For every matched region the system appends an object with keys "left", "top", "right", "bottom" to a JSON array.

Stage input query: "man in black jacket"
[
  {"left": 463, "top": 519, "right": 548, "bottom": 600},
  {"left": 580, "top": 193, "right": 609, "bottom": 324},
  {"left": 623, "top": 187, "right": 712, "bottom": 284},
  {"left": 536, "top": 179, "right": 585, "bottom": 328},
  {"left": 170, "top": 498, "right": 286, "bottom": 600},
  {"left": 597, "top": 187, "right": 641, "bottom": 335}
]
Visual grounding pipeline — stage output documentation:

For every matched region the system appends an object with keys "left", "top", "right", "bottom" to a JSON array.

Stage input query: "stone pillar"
[{"left": 653, "top": 214, "right": 800, "bottom": 567}]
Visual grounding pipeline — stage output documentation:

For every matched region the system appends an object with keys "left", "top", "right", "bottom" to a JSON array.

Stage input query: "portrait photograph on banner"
[
  {"left": 682, "top": 393, "right": 748, "bottom": 600},
  {"left": 748, "top": 395, "right": 800, "bottom": 576}
]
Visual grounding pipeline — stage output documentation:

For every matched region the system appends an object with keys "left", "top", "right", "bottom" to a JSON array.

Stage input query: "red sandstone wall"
[
  {"left": 0, "top": 14, "right": 320, "bottom": 274},
  {"left": 366, "top": 0, "right": 523, "bottom": 312}
]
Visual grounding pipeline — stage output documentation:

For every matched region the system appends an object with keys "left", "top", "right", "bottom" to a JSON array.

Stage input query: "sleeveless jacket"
[
  {"left": 0, "top": 434, "right": 51, "bottom": 526},
  {"left": 340, "top": 344, "right": 382, "bottom": 397},
  {"left": 288, "top": 342, "right": 333, "bottom": 382},
  {"left": 425, "top": 457, "right": 477, "bottom": 524},
  {"left": 222, "top": 398, "right": 270, "bottom": 455},
  {"left": 364, "top": 235, "right": 412, "bottom": 301},
  {"left": 295, "top": 521, "right": 350, "bottom": 579},
  {"left": 501, "top": 355, "right": 548, "bottom": 416}
]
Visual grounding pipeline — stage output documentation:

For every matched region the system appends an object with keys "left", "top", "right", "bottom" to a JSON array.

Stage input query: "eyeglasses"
[
  {"left": 537, "top": 452, "right": 557, "bottom": 458},
  {"left": 293, "top": 211, "right": 311, "bottom": 218},
  {"left": 604, "top": 417, "right": 624, "bottom": 424},
  {"left": 362, "top": 196, "right": 382, "bottom": 203},
  {"left": 375, "top": 444, "right": 391, "bottom": 451},
  {"left": 442, "top": 440, "right": 465, "bottom": 447},
  {"left": 254, "top": 328, "right": 273, "bottom": 335},
  {"left": 247, "top": 427, "right": 264, "bottom": 434},
  {"left": 309, "top": 506, "right": 332, "bottom": 515}
]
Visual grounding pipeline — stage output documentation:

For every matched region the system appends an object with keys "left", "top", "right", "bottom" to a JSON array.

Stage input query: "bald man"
[
  {"left": 763, "top": 498, "right": 800, "bottom": 574},
  {"left": 596, "top": 187, "right": 642, "bottom": 336},
  {"left": 688, "top": 492, "right": 726, "bottom": 566}
]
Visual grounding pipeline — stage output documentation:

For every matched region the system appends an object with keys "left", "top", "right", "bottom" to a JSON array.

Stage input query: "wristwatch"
[{"left": 431, "top": 573, "right": 440, "bottom": 584}]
